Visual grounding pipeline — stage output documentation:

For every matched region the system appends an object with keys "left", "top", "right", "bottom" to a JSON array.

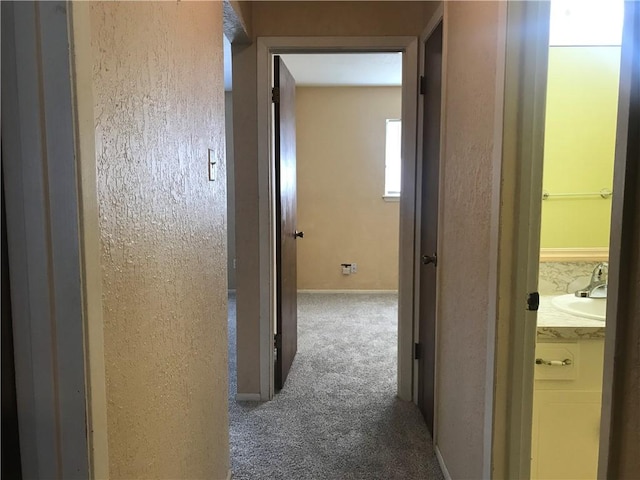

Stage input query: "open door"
[
  {"left": 417, "top": 21, "right": 443, "bottom": 434},
  {"left": 274, "top": 56, "right": 300, "bottom": 390}
]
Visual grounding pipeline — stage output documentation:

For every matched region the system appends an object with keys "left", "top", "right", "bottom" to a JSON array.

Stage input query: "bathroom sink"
[{"left": 551, "top": 294, "right": 606, "bottom": 321}]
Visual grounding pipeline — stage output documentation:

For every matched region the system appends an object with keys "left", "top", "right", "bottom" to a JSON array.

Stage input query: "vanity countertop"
[{"left": 537, "top": 295, "right": 606, "bottom": 340}]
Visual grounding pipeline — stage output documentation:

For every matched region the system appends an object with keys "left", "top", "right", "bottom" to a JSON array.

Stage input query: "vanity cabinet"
[{"left": 530, "top": 339, "right": 605, "bottom": 480}]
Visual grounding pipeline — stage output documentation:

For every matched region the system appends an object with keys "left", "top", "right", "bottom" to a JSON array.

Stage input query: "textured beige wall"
[
  {"left": 252, "top": 1, "right": 438, "bottom": 37},
  {"left": 435, "top": 2, "right": 503, "bottom": 478},
  {"left": 296, "top": 87, "right": 400, "bottom": 290},
  {"left": 233, "top": 0, "right": 439, "bottom": 396},
  {"left": 90, "top": 2, "right": 229, "bottom": 478}
]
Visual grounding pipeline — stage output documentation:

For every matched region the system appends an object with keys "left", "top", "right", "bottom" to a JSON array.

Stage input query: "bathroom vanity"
[{"left": 531, "top": 296, "right": 605, "bottom": 480}]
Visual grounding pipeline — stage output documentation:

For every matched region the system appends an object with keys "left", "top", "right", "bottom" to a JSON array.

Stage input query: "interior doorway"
[
  {"left": 252, "top": 37, "right": 417, "bottom": 399},
  {"left": 499, "top": 1, "right": 635, "bottom": 478},
  {"left": 272, "top": 51, "right": 404, "bottom": 392},
  {"left": 530, "top": 2, "right": 624, "bottom": 478}
]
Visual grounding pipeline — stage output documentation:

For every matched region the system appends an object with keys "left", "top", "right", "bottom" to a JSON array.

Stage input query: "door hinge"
[
  {"left": 419, "top": 75, "right": 426, "bottom": 95},
  {"left": 272, "top": 87, "right": 280, "bottom": 104},
  {"left": 274, "top": 333, "right": 282, "bottom": 349},
  {"left": 527, "top": 292, "right": 540, "bottom": 311},
  {"left": 414, "top": 342, "right": 422, "bottom": 360}
]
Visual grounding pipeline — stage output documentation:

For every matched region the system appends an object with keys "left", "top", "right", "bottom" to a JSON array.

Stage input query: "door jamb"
[
  {"left": 1, "top": 2, "right": 92, "bottom": 476},
  {"left": 492, "top": 2, "right": 550, "bottom": 478},
  {"left": 256, "top": 36, "right": 419, "bottom": 401},
  {"left": 68, "top": 3, "right": 110, "bottom": 477}
]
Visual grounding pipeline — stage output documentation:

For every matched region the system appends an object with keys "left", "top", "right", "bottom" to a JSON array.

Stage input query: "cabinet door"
[{"left": 531, "top": 390, "right": 601, "bottom": 480}]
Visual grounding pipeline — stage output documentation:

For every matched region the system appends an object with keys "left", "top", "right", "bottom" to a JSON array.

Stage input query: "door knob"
[
  {"left": 422, "top": 253, "right": 437, "bottom": 266},
  {"left": 295, "top": 231, "right": 304, "bottom": 238}
]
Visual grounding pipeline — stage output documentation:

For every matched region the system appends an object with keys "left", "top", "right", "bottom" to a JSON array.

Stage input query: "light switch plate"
[{"left": 208, "top": 148, "right": 217, "bottom": 182}]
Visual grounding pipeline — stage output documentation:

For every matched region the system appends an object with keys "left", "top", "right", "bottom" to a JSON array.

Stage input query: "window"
[
  {"left": 549, "top": 0, "right": 623, "bottom": 46},
  {"left": 384, "top": 119, "right": 402, "bottom": 199}
]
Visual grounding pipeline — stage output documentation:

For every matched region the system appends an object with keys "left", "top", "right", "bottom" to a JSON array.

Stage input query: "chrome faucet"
[{"left": 575, "top": 262, "right": 608, "bottom": 298}]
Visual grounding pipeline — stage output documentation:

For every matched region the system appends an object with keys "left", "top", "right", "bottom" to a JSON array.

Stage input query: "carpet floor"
[{"left": 228, "top": 292, "right": 444, "bottom": 480}]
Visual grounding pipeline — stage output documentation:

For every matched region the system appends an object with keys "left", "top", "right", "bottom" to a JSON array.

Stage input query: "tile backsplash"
[{"left": 538, "top": 261, "right": 604, "bottom": 295}]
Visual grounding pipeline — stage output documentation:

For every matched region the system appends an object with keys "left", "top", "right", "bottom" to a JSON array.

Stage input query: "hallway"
[{"left": 228, "top": 293, "right": 444, "bottom": 479}]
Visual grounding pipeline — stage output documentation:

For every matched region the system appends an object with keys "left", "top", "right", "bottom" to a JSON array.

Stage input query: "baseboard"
[
  {"left": 297, "top": 289, "right": 398, "bottom": 294},
  {"left": 235, "top": 393, "right": 261, "bottom": 402},
  {"left": 539, "top": 247, "right": 608, "bottom": 262},
  {"left": 226, "top": 469, "right": 233, "bottom": 480},
  {"left": 435, "top": 445, "right": 452, "bottom": 480}
]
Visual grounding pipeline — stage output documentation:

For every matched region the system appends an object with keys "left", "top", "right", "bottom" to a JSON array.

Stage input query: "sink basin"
[{"left": 551, "top": 294, "right": 606, "bottom": 321}]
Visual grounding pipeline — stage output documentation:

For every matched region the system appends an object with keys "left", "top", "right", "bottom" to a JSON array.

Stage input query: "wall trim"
[
  {"left": 539, "top": 247, "right": 609, "bottom": 262},
  {"left": 435, "top": 445, "right": 452, "bottom": 480},
  {"left": 235, "top": 393, "right": 261, "bottom": 402},
  {"left": 297, "top": 289, "right": 398, "bottom": 294},
  {"left": 226, "top": 468, "right": 233, "bottom": 480},
  {"left": 483, "top": 2, "right": 509, "bottom": 478},
  {"left": 69, "top": 3, "right": 110, "bottom": 477}
]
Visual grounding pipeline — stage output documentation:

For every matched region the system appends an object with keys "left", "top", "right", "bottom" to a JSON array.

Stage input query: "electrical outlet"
[
  {"left": 341, "top": 264, "right": 351, "bottom": 275},
  {"left": 351, "top": 263, "right": 357, "bottom": 274}
]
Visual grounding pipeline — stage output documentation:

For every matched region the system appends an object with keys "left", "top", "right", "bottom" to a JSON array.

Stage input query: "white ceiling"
[{"left": 279, "top": 53, "right": 402, "bottom": 87}]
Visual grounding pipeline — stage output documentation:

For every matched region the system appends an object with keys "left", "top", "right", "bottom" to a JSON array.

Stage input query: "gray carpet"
[{"left": 228, "top": 292, "right": 444, "bottom": 480}]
